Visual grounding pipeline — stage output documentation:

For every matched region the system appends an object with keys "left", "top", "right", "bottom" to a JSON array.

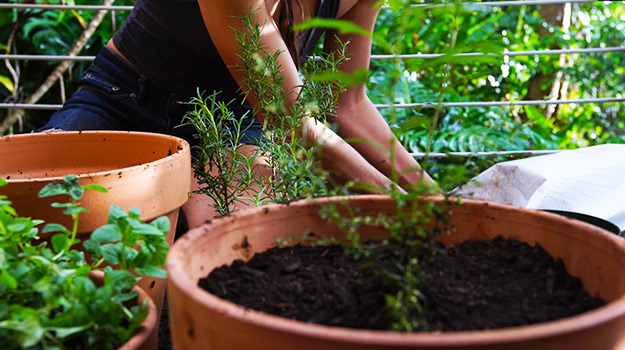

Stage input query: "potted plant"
[
  {"left": 167, "top": 195, "right": 625, "bottom": 349},
  {"left": 0, "top": 130, "right": 191, "bottom": 317},
  {"left": 167, "top": 5, "right": 623, "bottom": 350},
  {"left": 0, "top": 176, "right": 171, "bottom": 349}
]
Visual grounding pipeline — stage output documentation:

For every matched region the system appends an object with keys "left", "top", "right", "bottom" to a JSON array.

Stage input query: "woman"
[{"left": 41, "top": 0, "right": 436, "bottom": 228}]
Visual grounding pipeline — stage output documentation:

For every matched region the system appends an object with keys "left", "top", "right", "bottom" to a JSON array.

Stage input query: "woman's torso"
[{"left": 112, "top": 0, "right": 340, "bottom": 97}]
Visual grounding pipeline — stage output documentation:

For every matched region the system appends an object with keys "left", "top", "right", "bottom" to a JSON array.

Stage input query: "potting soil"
[{"left": 198, "top": 236, "right": 606, "bottom": 331}]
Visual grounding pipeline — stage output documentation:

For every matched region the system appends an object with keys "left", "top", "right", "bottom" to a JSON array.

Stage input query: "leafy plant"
[
  {"left": 182, "top": 91, "right": 262, "bottom": 216},
  {"left": 0, "top": 175, "right": 169, "bottom": 349},
  {"left": 185, "top": 5, "right": 454, "bottom": 333},
  {"left": 183, "top": 9, "right": 352, "bottom": 217}
]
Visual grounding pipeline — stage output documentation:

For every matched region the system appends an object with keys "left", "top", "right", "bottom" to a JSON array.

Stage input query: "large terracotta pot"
[
  {"left": 0, "top": 131, "right": 191, "bottom": 322},
  {"left": 167, "top": 195, "right": 625, "bottom": 350}
]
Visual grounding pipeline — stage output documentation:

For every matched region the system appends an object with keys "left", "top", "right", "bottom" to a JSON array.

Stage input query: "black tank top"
[{"left": 113, "top": 0, "right": 341, "bottom": 98}]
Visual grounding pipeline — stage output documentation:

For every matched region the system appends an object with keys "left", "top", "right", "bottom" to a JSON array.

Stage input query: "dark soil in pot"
[{"left": 198, "top": 235, "right": 606, "bottom": 332}]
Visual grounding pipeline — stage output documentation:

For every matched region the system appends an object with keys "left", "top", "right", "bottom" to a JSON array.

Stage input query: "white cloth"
[{"left": 452, "top": 144, "right": 625, "bottom": 232}]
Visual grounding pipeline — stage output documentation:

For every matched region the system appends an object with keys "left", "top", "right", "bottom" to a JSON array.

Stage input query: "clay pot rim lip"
[
  {"left": 168, "top": 195, "right": 625, "bottom": 346},
  {"left": 1, "top": 130, "right": 189, "bottom": 184}
]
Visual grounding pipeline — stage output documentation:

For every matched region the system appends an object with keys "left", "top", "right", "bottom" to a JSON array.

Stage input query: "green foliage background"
[
  {"left": 1, "top": 0, "right": 623, "bottom": 189},
  {"left": 0, "top": 0, "right": 133, "bottom": 130},
  {"left": 369, "top": 1, "right": 625, "bottom": 154}
]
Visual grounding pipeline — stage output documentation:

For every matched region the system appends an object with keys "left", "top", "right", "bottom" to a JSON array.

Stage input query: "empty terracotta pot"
[
  {"left": 167, "top": 195, "right": 625, "bottom": 349},
  {"left": 0, "top": 131, "right": 191, "bottom": 325}
]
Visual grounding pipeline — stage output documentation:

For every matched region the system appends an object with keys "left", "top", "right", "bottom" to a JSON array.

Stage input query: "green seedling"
[{"left": 0, "top": 175, "right": 169, "bottom": 349}]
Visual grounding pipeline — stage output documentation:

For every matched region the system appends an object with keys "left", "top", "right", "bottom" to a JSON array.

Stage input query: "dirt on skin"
[{"left": 198, "top": 235, "right": 606, "bottom": 331}]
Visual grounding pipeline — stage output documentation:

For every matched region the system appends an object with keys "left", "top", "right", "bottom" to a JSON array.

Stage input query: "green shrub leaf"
[
  {"left": 90, "top": 224, "right": 122, "bottom": 243},
  {"left": 51, "top": 234, "right": 69, "bottom": 254},
  {"left": 42, "top": 223, "right": 70, "bottom": 234},
  {"left": 134, "top": 266, "right": 167, "bottom": 279}
]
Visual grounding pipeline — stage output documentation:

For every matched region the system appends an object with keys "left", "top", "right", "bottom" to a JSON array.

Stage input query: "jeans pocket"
[{"left": 77, "top": 67, "right": 135, "bottom": 101}]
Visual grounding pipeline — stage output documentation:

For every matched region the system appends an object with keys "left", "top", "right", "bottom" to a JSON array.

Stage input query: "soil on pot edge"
[{"left": 198, "top": 235, "right": 606, "bottom": 332}]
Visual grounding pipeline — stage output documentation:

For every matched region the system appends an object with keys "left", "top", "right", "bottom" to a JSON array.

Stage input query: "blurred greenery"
[
  {"left": 1, "top": 0, "right": 623, "bottom": 190},
  {"left": 368, "top": 0, "right": 624, "bottom": 190},
  {"left": 0, "top": 0, "right": 133, "bottom": 130}
]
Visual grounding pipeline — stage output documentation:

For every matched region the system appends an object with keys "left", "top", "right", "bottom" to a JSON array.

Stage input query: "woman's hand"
[{"left": 323, "top": 0, "right": 437, "bottom": 190}]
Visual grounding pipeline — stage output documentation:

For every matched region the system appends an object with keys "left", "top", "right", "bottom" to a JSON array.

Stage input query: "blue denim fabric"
[{"left": 40, "top": 46, "right": 263, "bottom": 146}]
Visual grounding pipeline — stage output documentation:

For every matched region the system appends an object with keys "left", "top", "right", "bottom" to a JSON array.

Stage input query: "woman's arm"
[
  {"left": 324, "top": 0, "right": 436, "bottom": 190},
  {"left": 197, "top": 0, "right": 298, "bottom": 115},
  {"left": 197, "top": 0, "right": 416, "bottom": 192}
]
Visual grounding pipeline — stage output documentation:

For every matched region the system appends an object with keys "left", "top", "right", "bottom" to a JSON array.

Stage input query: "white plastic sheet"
[{"left": 452, "top": 144, "right": 625, "bottom": 232}]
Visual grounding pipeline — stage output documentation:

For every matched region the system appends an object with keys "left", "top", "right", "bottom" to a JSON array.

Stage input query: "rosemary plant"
[{"left": 184, "top": 8, "right": 351, "bottom": 216}]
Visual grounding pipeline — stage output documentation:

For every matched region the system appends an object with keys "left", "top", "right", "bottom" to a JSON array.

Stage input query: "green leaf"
[
  {"left": 51, "top": 234, "right": 69, "bottom": 254},
  {"left": 7, "top": 221, "right": 27, "bottom": 232},
  {"left": 131, "top": 223, "right": 165, "bottom": 236},
  {"left": 51, "top": 202, "right": 73, "bottom": 209},
  {"left": 111, "top": 291, "right": 139, "bottom": 303},
  {"left": 1, "top": 269, "right": 17, "bottom": 289},
  {"left": 128, "top": 206, "right": 141, "bottom": 219},
  {"left": 65, "top": 207, "right": 89, "bottom": 216},
  {"left": 150, "top": 216, "right": 170, "bottom": 234},
  {"left": 399, "top": 115, "right": 430, "bottom": 132},
  {"left": 293, "top": 18, "right": 370, "bottom": 37},
  {"left": 100, "top": 244, "right": 122, "bottom": 265},
  {"left": 0, "top": 75, "right": 14, "bottom": 93},
  {"left": 66, "top": 250, "right": 85, "bottom": 262},
  {"left": 82, "top": 184, "right": 108, "bottom": 193},
  {"left": 63, "top": 174, "right": 84, "bottom": 200},
  {"left": 90, "top": 224, "right": 122, "bottom": 243},
  {"left": 82, "top": 239, "right": 101, "bottom": 257},
  {"left": 135, "top": 266, "right": 167, "bottom": 279},
  {"left": 67, "top": 184, "right": 84, "bottom": 201},
  {"left": 73, "top": 275, "right": 96, "bottom": 297},
  {"left": 105, "top": 268, "right": 137, "bottom": 292},
  {"left": 307, "top": 69, "right": 370, "bottom": 87},
  {"left": 49, "top": 324, "right": 91, "bottom": 339},
  {"left": 42, "top": 223, "right": 70, "bottom": 234},
  {"left": 0, "top": 249, "right": 6, "bottom": 269},
  {"left": 38, "top": 181, "right": 68, "bottom": 198},
  {"left": 108, "top": 205, "right": 128, "bottom": 223},
  {"left": 0, "top": 311, "right": 44, "bottom": 347}
]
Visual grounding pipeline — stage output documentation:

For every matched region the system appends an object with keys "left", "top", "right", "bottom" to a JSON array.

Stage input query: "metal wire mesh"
[{"left": 1, "top": 0, "right": 622, "bottom": 157}]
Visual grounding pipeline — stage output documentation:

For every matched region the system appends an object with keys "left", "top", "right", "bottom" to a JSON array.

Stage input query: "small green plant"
[
  {"left": 184, "top": 9, "right": 352, "bottom": 217},
  {"left": 183, "top": 91, "right": 262, "bottom": 216},
  {"left": 0, "top": 175, "right": 169, "bottom": 349}
]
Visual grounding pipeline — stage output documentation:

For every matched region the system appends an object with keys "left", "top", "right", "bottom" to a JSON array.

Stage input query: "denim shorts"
[{"left": 40, "top": 46, "right": 263, "bottom": 146}]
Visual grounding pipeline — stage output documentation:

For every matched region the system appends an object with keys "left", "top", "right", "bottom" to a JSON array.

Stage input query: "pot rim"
[
  {"left": 168, "top": 195, "right": 625, "bottom": 346},
  {"left": 1, "top": 130, "right": 189, "bottom": 184}
]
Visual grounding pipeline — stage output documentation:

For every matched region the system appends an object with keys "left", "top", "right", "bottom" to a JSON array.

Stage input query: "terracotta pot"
[
  {"left": 0, "top": 131, "right": 191, "bottom": 323},
  {"left": 89, "top": 271, "right": 159, "bottom": 350},
  {"left": 167, "top": 195, "right": 625, "bottom": 350}
]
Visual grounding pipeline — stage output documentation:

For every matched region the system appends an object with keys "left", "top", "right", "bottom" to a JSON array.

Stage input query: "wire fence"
[
  {"left": 411, "top": 149, "right": 564, "bottom": 158},
  {"left": 1, "top": 0, "right": 623, "bottom": 157},
  {"left": 0, "top": 0, "right": 601, "bottom": 11}
]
